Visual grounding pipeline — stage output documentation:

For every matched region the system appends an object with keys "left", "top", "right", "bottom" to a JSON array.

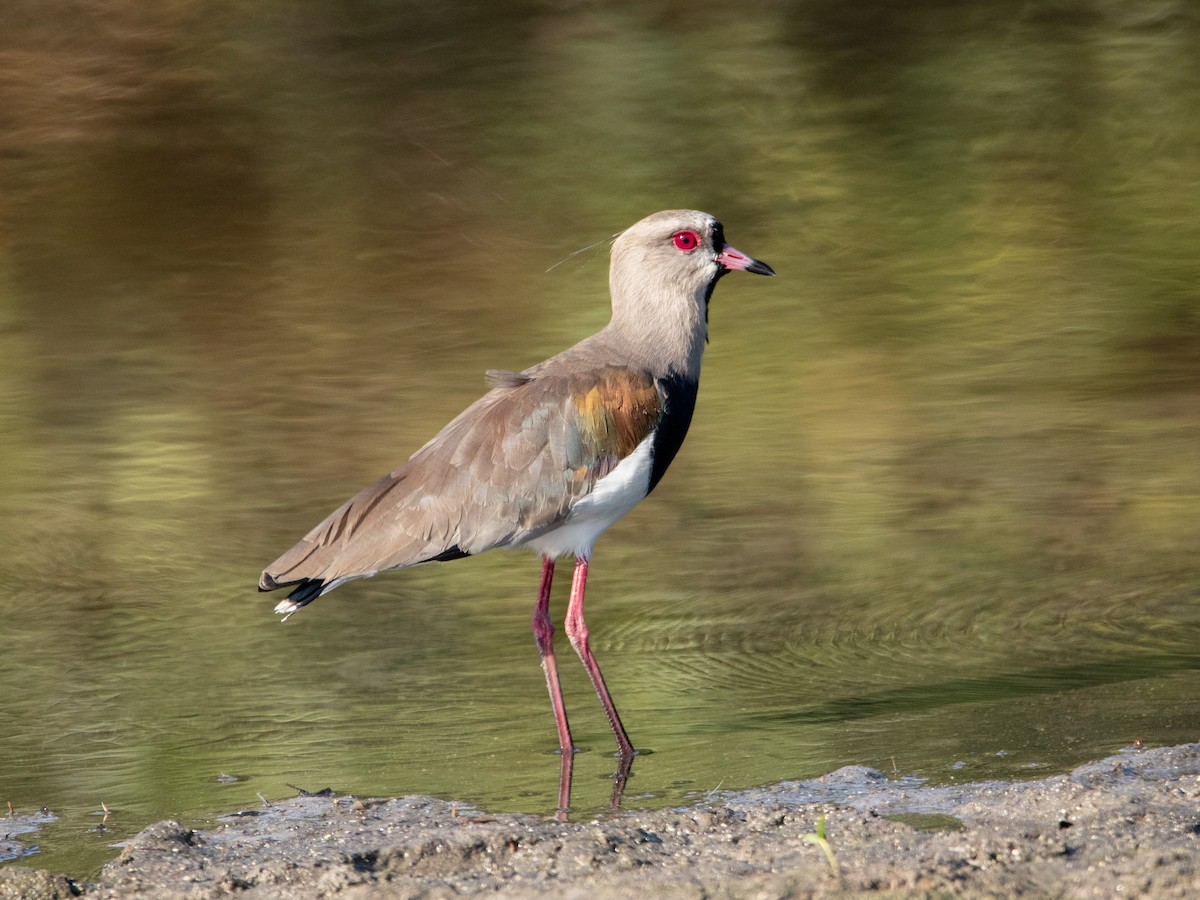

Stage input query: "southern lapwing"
[{"left": 259, "top": 209, "right": 774, "bottom": 792}]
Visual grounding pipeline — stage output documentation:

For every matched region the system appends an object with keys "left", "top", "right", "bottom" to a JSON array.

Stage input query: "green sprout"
[{"left": 803, "top": 815, "right": 841, "bottom": 879}]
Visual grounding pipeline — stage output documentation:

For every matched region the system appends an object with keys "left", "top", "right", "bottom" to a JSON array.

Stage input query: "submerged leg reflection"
[{"left": 552, "top": 745, "right": 635, "bottom": 822}]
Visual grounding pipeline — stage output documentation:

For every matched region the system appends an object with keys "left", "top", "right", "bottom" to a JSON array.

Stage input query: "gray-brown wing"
[{"left": 259, "top": 367, "right": 662, "bottom": 602}]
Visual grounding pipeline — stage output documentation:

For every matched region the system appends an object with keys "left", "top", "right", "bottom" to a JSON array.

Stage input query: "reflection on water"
[{"left": 2, "top": 0, "right": 1199, "bottom": 879}]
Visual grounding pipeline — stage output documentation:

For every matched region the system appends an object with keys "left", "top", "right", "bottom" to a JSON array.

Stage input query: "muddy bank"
[{"left": 3, "top": 743, "right": 1198, "bottom": 898}]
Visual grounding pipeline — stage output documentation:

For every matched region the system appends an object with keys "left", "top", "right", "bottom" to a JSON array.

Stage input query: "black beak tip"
[{"left": 748, "top": 259, "right": 776, "bottom": 277}]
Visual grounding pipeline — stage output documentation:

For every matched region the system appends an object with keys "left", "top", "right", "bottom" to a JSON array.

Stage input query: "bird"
[{"left": 259, "top": 209, "right": 774, "bottom": 776}]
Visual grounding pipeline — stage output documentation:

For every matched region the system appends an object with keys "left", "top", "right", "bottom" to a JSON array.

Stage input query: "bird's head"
[{"left": 607, "top": 209, "right": 774, "bottom": 371}]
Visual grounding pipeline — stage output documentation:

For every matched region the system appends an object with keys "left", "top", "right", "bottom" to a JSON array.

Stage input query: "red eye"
[{"left": 671, "top": 230, "right": 700, "bottom": 252}]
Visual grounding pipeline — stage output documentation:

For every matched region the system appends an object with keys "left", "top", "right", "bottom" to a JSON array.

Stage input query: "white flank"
[{"left": 525, "top": 434, "right": 655, "bottom": 560}]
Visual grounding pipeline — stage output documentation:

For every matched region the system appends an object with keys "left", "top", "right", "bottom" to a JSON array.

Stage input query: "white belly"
[{"left": 524, "top": 434, "right": 655, "bottom": 560}]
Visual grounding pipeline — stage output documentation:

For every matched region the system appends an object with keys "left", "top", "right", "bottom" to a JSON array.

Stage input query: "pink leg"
[
  {"left": 564, "top": 557, "right": 636, "bottom": 758},
  {"left": 555, "top": 750, "right": 573, "bottom": 823},
  {"left": 531, "top": 556, "right": 574, "bottom": 763},
  {"left": 610, "top": 752, "right": 633, "bottom": 811}
]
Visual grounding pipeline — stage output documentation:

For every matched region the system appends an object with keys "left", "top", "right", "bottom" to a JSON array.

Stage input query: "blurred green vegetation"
[{"left": 0, "top": 0, "right": 1198, "bottom": 879}]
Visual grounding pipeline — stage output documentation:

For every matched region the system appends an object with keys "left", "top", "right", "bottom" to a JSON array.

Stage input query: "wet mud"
[{"left": 3, "top": 743, "right": 1198, "bottom": 898}]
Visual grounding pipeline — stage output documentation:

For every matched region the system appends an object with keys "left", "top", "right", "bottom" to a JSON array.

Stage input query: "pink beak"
[{"left": 716, "top": 243, "right": 775, "bottom": 276}]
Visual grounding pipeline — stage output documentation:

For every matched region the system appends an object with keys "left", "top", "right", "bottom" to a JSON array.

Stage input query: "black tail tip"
[
  {"left": 285, "top": 579, "right": 325, "bottom": 607},
  {"left": 262, "top": 575, "right": 326, "bottom": 619}
]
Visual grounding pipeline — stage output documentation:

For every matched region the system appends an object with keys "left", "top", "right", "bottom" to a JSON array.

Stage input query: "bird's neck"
[{"left": 605, "top": 277, "right": 710, "bottom": 380}]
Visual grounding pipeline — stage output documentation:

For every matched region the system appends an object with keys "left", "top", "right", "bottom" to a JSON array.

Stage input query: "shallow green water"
[{"left": 1, "top": 0, "right": 1198, "bottom": 879}]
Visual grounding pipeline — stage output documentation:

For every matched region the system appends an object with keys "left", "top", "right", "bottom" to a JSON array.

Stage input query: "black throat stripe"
[{"left": 648, "top": 372, "right": 700, "bottom": 493}]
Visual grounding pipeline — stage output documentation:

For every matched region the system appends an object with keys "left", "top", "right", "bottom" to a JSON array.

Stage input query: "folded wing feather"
[{"left": 259, "top": 366, "right": 662, "bottom": 597}]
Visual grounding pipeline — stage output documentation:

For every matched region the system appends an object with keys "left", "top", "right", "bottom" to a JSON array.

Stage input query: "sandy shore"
[{"left": 3, "top": 742, "right": 1198, "bottom": 898}]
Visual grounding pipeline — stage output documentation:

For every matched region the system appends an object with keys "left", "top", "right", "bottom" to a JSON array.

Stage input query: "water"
[{"left": 2, "top": 0, "right": 1199, "bottom": 879}]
